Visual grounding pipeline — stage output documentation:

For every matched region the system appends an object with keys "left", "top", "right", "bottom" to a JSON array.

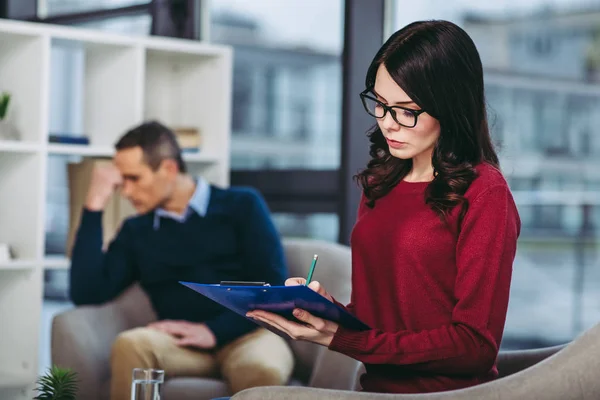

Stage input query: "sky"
[
  {"left": 210, "top": 0, "right": 600, "bottom": 53},
  {"left": 395, "top": 0, "right": 600, "bottom": 25}
]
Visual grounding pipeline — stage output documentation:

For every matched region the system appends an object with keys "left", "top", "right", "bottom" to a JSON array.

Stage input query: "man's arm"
[
  {"left": 69, "top": 209, "right": 138, "bottom": 305},
  {"left": 69, "top": 164, "right": 137, "bottom": 305},
  {"left": 204, "top": 188, "right": 288, "bottom": 346}
]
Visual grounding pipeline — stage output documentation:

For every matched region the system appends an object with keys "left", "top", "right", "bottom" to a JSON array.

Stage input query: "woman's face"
[{"left": 372, "top": 64, "right": 440, "bottom": 161}]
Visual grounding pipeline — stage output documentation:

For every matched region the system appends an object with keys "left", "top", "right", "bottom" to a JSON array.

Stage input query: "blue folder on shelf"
[{"left": 180, "top": 281, "right": 370, "bottom": 334}]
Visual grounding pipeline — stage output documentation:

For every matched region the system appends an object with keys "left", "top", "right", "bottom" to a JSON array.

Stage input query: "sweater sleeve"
[
  {"left": 328, "top": 185, "right": 520, "bottom": 375},
  {"left": 204, "top": 188, "right": 288, "bottom": 346},
  {"left": 69, "top": 209, "right": 138, "bottom": 305},
  {"left": 333, "top": 292, "right": 355, "bottom": 315}
]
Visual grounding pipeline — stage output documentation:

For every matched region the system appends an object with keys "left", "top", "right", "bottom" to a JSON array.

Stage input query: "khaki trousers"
[{"left": 110, "top": 327, "right": 294, "bottom": 400}]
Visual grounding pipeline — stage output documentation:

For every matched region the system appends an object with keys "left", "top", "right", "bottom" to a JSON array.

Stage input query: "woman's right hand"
[{"left": 285, "top": 277, "right": 334, "bottom": 303}]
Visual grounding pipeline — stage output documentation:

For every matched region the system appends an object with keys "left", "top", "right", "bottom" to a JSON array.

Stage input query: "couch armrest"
[{"left": 51, "top": 284, "right": 157, "bottom": 400}]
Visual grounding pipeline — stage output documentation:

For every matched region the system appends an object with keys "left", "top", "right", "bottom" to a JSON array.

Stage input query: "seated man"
[{"left": 69, "top": 121, "right": 294, "bottom": 400}]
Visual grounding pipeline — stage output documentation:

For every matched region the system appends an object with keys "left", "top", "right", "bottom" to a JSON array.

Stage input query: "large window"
[
  {"left": 210, "top": 0, "right": 344, "bottom": 170},
  {"left": 209, "top": 0, "right": 346, "bottom": 241},
  {"left": 393, "top": 0, "right": 600, "bottom": 349}
]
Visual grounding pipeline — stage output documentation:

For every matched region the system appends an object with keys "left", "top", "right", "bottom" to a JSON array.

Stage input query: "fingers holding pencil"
[{"left": 284, "top": 254, "right": 333, "bottom": 302}]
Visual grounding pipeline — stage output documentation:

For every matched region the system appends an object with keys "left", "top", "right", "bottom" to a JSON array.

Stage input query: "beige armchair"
[
  {"left": 51, "top": 238, "right": 362, "bottom": 400},
  {"left": 230, "top": 334, "right": 600, "bottom": 400}
]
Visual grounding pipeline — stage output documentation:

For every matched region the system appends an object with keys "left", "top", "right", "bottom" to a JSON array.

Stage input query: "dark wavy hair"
[{"left": 355, "top": 20, "right": 499, "bottom": 227}]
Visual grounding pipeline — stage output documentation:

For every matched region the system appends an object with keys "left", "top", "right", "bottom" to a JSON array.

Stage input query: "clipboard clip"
[{"left": 220, "top": 280, "right": 271, "bottom": 287}]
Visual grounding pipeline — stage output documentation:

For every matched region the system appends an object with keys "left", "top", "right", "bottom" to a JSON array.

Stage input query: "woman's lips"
[{"left": 386, "top": 138, "right": 407, "bottom": 149}]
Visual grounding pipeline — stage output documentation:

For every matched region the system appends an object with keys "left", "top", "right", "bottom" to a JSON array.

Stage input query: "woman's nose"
[{"left": 381, "top": 111, "right": 400, "bottom": 131}]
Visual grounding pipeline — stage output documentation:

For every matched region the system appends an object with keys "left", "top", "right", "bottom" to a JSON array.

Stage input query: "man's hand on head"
[
  {"left": 85, "top": 164, "right": 123, "bottom": 211},
  {"left": 148, "top": 320, "right": 217, "bottom": 350}
]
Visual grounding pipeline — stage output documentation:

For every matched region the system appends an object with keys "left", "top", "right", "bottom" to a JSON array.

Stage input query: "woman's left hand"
[{"left": 246, "top": 308, "right": 339, "bottom": 347}]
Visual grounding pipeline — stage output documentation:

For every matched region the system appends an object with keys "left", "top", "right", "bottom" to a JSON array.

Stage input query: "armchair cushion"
[{"left": 162, "top": 377, "right": 229, "bottom": 400}]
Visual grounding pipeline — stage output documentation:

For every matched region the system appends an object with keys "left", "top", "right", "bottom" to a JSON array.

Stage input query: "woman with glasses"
[{"left": 247, "top": 19, "right": 521, "bottom": 394}]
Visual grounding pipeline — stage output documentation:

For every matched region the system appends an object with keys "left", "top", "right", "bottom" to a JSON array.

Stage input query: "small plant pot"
[{"left": 0, "top": 119, "right": 20, "bottom": 140}]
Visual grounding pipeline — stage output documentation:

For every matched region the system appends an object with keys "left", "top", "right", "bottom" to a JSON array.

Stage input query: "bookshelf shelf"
[
  {"left": 0, "top": 371, "right": 33, "bottom": 388},
  {"left": 0, "top": 140, "right": 41, "bottom": 154},
  {"left": 0, "top": 259, "right": 37, "bottom": 271},
  {"left": 48, "top": 144, "right": 220, "bottom": 164},
  {"left": 48, "top": 143, "right": 113, "bottom": 157}
]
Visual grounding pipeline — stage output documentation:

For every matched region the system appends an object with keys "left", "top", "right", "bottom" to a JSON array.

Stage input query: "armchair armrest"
[
  {"left": 496, "top": 344, "right": 566, "bottom": 378},
  {"left": 308, "top": 347, "right": 363, "bottom": 391},
  {"left": 232, "top": 386, "right": 389, "bottom": 400},
  {"left": 51, "top": 284, "right": 157, "bottom": 399}
]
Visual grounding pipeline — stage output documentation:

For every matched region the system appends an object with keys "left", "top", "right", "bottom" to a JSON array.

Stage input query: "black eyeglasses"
[{"left": 359, "top": 89, "right": 426, "bottom": 128}]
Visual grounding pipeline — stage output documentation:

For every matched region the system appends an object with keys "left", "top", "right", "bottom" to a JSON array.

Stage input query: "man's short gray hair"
[{"left": 115, "top": 121, "right": 186, "bottom": 173}]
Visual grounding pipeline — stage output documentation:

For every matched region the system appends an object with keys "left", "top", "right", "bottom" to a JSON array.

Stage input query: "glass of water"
[{"left": 131, "top": 368, "right": 164, "bottom": 400}]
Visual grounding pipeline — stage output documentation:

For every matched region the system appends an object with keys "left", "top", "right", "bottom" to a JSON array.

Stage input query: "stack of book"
[{"left": 173, "top": 127, "right": 201, "bottom": 153}]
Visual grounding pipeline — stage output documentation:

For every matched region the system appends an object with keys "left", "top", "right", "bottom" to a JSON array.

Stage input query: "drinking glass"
[{"left": 130, "top": 368, "right": 164, "bottom": 400}]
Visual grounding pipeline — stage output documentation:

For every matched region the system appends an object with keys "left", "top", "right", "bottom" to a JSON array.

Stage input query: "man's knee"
[
  {"left": 111, "top": 327, "right": 158, "bottom": 366},
  {"left": 220, "top": 329, "right": 294, "bottom": 393}
]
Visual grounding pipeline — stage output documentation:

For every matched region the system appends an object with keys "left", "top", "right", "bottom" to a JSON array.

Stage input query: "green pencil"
[{"left": 306, "top": 254, "right": 319, "bottom": 285}]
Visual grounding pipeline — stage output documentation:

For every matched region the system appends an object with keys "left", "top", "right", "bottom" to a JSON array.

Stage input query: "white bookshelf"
[{"left": 0, "top": 18, "right": 232, "bottom": 399}]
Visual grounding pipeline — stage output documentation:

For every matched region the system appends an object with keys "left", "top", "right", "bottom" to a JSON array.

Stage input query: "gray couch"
[{"left": 51, "top": 238, "right": 363, "bottom": 400}]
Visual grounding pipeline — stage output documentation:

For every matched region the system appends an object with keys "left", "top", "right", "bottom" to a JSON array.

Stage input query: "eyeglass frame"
[{"left": 359, "top": 89, "right": 426, "bottom": 128}]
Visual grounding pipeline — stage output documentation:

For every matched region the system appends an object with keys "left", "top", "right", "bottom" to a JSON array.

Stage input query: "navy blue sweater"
[{"left": 69, "top": 186, "right": 288, "bottom": 347}]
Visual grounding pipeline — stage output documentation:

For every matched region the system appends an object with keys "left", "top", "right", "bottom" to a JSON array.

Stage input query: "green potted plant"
[
  {"left": 33, "top": 365, "right": 78, "bottom": 400},
  {"left": 0, "top": 91, "right": 20, "bottom": 140},
  {"left": 0, "top": 92, "right": 10, "bottom": 120}
]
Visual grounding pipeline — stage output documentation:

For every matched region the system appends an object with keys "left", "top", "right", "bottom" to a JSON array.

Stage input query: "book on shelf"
[
  {"left": 49, "top": 133, "right": 90, "bottom": 145},
  {"left": 173, "top": 127, "right": 201, "bottom": 153}
]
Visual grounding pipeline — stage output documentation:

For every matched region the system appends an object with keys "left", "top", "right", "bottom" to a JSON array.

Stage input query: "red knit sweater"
[{"left": 329, "top": 163, "right": 520, "bottom": 394}]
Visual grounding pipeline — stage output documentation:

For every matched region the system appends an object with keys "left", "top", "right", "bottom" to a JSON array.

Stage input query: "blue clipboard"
[{"left": 179, "top": 281, "right": 370, "bottom": 334}]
